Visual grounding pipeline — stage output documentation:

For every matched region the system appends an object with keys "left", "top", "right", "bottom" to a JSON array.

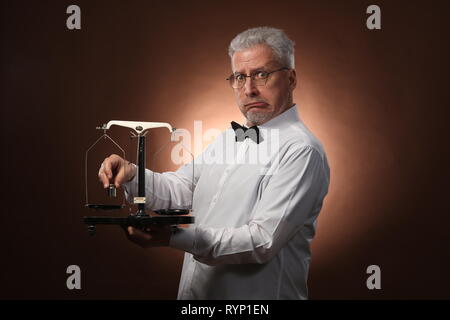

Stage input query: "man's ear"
[{"left": 289, "top": 69, "right": 297, "bottom": 91}]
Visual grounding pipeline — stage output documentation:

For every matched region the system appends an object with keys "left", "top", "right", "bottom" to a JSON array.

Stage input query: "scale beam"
[{"left": 104, "top": 121, "right": 173, "bottom": 134}]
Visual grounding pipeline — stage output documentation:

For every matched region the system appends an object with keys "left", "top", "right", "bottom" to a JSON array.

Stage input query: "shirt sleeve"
[{"left": 169, "top": 145, "right": 330, "bottom": 265}]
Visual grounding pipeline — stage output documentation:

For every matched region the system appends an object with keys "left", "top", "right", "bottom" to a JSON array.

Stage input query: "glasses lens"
[
  {"left": 232, "top": 74, "right": 246, "bottom": 88},
  {"left": 255, "top": 71, "right": 269, "bottom": 80}
]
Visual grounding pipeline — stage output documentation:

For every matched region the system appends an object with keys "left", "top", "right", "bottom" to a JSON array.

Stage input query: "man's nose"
[{"left": 243, "top": 77, "right": 259, "bottom": 97}]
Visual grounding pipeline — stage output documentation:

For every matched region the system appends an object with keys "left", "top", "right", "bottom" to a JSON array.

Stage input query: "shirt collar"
[{"left": 258, "top": 104, "right": 300, "bottom": 130}]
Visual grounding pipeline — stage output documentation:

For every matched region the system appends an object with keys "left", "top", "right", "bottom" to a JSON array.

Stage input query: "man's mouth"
[{"left": 245, "top": 102, "right": 268, "bottom": 109}]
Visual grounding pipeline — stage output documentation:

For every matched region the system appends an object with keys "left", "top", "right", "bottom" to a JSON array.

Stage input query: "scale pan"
[
  {"left": 85, "top": 204, "right": 124, "bottom": 210},
  {"left": 154, "top": 209, "right": 190, "bottom": 215}
]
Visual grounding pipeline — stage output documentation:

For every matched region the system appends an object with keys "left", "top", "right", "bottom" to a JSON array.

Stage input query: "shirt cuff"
[{"left": 170, "top": 226, "right": 196, "bottom": 253}]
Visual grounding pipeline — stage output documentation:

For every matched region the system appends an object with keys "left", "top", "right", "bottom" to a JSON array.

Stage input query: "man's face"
[{"left": 231, "top": 45, "right": 296, "bottom": 126}]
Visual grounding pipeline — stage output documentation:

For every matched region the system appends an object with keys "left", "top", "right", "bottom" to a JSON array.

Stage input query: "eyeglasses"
[{"left": 226, "top": 67, "right": 289, "bottom": 89}]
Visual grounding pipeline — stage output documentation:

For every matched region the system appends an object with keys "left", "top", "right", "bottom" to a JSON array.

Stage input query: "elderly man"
[{"left": 99, "top": 26, "right": 330, "bottom": 299}]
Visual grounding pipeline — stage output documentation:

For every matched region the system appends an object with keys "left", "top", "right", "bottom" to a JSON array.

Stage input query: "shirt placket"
[{"left": 203, "top": 139, "right": 250, "bottom": 220}]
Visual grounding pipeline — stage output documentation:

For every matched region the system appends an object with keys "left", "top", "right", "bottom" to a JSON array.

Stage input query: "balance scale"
[{"left": 83, "top": 120, "right": 195, "bottom": 235}]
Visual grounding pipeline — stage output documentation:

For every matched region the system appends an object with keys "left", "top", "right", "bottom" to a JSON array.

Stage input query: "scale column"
[{"left": 136, "top": 134, "right": 147, "bottom": 216}]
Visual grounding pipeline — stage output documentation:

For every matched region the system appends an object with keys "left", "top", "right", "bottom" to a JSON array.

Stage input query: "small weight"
[{"left": 107, "top": 184, "right": 117, "bottom": 198}]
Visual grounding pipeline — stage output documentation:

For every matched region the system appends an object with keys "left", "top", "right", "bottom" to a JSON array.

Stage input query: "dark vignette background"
[{"left": 1, "top": 0, "right": 449, "bottom": 299}]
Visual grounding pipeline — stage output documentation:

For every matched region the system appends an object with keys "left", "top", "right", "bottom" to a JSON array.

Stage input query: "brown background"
[{"left": 1, "top": 0, "right": 449, "bottom": 299}]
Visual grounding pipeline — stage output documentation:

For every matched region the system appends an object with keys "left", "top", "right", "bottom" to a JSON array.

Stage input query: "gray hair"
[{"left": 228, "top": 26, "right": 295, "bottom": 69}]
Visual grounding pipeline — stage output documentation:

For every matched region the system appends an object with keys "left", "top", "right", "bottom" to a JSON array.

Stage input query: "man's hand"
[
  {"left": 98, "top": 154, "right": 136, "bottom": 188},
  {"left": 123, "top": 225, "right": 172, "bottom": 248}
]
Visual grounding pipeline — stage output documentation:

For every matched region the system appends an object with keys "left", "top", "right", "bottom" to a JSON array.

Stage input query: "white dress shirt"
[{"left": 123, "top": 105, "right": 330, "bottom": 299}]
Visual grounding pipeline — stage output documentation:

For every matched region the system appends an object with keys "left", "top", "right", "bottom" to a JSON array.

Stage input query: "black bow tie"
[{"left": 231, "top": 121, "right": 260, "bottom": 144}]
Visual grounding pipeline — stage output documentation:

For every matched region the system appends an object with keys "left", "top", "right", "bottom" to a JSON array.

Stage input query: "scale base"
[{"left": 83, "top": 214, "right": 194, "bottom": 235}]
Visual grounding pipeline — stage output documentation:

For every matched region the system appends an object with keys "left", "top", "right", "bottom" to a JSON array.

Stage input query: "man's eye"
[
  {"left": 255, "top": 71, "right": 269, "bottom": 79},
  {"left": 235, "top": 74, "right": 245, "bottom": 81}
]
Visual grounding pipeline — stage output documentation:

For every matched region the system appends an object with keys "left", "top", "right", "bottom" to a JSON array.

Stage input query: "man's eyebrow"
[{"left": 233, "top": 66, "right": 270, "bottom": 75}]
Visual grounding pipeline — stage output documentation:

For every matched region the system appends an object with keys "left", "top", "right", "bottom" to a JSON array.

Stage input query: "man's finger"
[
  {"left": 128, "top": 226, "right": 152, "bottom": 240},
  {"left": 121, "top": 225, "right": 131, "bottom": 239},
  {"left": 98, "top": 170, "right": 110, "bottom": 188},
  {"left": 103, "top": 159, "right": 113, "bottom": 180},
  {"left": 114, "top": 165, "right": 125, "bottom": 188}
]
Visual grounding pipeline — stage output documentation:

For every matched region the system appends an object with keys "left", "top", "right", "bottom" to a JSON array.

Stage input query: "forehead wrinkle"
[{"left": 232, "top": 60, "right": 279, "bottom": 74}]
